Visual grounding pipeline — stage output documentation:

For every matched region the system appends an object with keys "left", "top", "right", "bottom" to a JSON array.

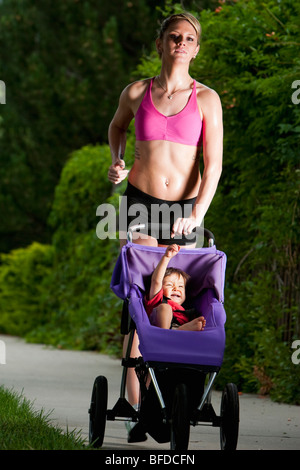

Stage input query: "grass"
[{"left": 0, "top": 386, "right": 89, "bottom": 450}]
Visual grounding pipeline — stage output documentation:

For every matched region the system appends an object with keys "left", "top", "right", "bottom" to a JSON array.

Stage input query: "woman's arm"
[
  {"left": 191, "top": 88, "right": 223, "bottom": 224},
  {"left": 172, "top": 88, "right": 223, "bottom": 236},
  {"left": 108, "top": 86, "right": 134, "bottom": 184}
]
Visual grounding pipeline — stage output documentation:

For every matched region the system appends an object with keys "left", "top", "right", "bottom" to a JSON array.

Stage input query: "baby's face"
[{"left": 162, "top": 273, "right": 186, "bottom": 305}]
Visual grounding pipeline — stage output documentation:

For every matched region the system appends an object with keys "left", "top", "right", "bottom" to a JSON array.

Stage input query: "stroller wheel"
[
  {"left": 170, "top": 383, "right": 190, "bottom": 451},
  {"left": 220, "top": 383, "right": 239, "bottom": 450},
  {"left": 89, "top": 375, "right": 108, "bottom": 448}
]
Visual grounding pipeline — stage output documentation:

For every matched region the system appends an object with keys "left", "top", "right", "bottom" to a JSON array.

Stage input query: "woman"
[{"left": 108, "top": 12, "right": 223, "bottom": 441}]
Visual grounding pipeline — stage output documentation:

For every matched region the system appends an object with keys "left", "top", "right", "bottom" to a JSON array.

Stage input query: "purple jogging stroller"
[{"left": 88, "top": 226, "right": 239, "bottom": 450}]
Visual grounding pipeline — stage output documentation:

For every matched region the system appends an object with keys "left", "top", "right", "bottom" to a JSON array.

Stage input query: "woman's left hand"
[{"left": 171, "top": 216, "right": 199, "bottom": 238}]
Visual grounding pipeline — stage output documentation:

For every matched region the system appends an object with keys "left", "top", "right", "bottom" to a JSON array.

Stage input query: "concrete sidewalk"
[{"left": 0, "top": 334, "right": 299, "bottom": 450}]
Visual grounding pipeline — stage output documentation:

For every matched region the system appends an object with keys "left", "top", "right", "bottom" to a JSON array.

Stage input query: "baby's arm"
[{"left": 149, "top": 244, "right": 180, "bottom": 299}]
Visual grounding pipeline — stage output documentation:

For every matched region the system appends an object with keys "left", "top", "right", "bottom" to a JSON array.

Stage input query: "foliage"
[
  {"left": 0, "top": 132, "right": 136, "bottom": 353},
  {"left": 135, "top": 0, "right": 300, "bottom": 402},
  {"left": 48, "top": 144, "right": 113, "bottom": 250},
  {"left": 26, "top": 230, "right": 123, "bottom": 355},
  {"left": 0, "top": 242, "right": 54, "bottom": 336},
  {"left": 200, "top": 0, "right": 300, "bottom": 402},
  {"left": 0, "top": 0, "right": 160, "bottom": 252},
  {"left": 26, "top": 144, "right": 126, "bottom": 354}
]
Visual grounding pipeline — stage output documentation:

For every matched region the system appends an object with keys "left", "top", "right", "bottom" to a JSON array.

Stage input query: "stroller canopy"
[{"left": 111, "top": 243, "right": 226, "bottom": 302}]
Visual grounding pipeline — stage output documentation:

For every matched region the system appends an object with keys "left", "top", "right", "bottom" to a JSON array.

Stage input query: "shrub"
[{"left": 0, "top": 242, "right": 54, "bottom": 335}]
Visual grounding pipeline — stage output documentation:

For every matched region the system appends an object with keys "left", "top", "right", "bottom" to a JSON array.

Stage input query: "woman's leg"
[
  {"left": 119, "top": 235, "right": 157, "bottom": 405},
  {"left": 122, "top": 331, "right": 140, "bottom": 405}
]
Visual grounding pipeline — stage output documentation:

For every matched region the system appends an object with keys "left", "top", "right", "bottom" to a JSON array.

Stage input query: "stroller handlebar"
[{"left": 127, "top": 223, "right": 215, "bottom": 247}]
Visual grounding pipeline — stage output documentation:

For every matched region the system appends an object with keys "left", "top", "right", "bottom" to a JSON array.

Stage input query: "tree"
[{"left": 0, "top": 0, "right": 159, "bottom": 252}]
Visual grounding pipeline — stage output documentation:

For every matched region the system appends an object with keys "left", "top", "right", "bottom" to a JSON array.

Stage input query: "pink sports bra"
[{"left": 134, "top": 77, "right": 202, "bottom": 146}]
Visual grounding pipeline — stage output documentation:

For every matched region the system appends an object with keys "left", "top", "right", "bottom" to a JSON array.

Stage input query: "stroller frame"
[{"left": 88, "top": 226, "right": 239, "bottom": 450}]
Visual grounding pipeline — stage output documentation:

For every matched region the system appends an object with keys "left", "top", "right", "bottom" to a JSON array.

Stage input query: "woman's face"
[{"left": 157, "top": 20, "right": 200, "bottom": 63}]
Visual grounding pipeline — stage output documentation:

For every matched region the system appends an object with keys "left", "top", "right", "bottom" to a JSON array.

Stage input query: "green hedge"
[
  {"left": 0, "top": 143, "right": 126, "bottom": 355},
  {"left": 0, "top": 242, "right": 54, "bottom": 336}
]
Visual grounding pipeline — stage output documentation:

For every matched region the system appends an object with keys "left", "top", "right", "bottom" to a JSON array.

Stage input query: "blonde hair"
[{"left": 157, "top": 12, "right": 201, "bottom": 47}]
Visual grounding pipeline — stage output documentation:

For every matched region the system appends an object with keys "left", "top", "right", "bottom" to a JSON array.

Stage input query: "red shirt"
[{"left": 144, "top": 288, "right": 189, "bottom": 326}]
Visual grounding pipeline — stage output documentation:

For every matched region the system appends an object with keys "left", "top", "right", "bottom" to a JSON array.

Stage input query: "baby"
[{"left": 144, "top": 244, "right": 206, "bottom": 331}]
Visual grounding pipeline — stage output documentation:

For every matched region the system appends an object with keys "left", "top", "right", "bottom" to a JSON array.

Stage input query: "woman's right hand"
[{"left": 108, "top": 158, "right": 129, "bottom": 184}]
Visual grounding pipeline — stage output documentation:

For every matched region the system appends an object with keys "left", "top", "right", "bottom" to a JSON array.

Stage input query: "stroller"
[{"left": 88, "top": 225, "right": 239, "bottom": 450}]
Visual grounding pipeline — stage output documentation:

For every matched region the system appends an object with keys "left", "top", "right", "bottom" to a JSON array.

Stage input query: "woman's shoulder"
[
  {"left": 122, "top": 77, "right": 153, "bottom": 101},
  {"left": 194, "top": 80, "right": 220, "bottom": 101},
  {"left": 194, "top": 80, "right": 222, "bottom": 117},
  {"left": 117, "top": 78, "right": 153, "bottom": 115}
]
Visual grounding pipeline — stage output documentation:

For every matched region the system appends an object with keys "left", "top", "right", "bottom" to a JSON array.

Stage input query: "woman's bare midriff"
[{"left": 128, "top": 140, "right": 201, "bottom": 201}]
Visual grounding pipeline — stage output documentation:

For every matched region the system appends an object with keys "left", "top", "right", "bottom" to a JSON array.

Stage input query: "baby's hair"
[{"left": 164, "top": 267, "right": 190, "bottom": 284}]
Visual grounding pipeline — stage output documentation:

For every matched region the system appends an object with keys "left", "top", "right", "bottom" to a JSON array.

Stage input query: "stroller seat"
[{"left": 111, "top": 242, "right": 227, "bottom": 369}]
